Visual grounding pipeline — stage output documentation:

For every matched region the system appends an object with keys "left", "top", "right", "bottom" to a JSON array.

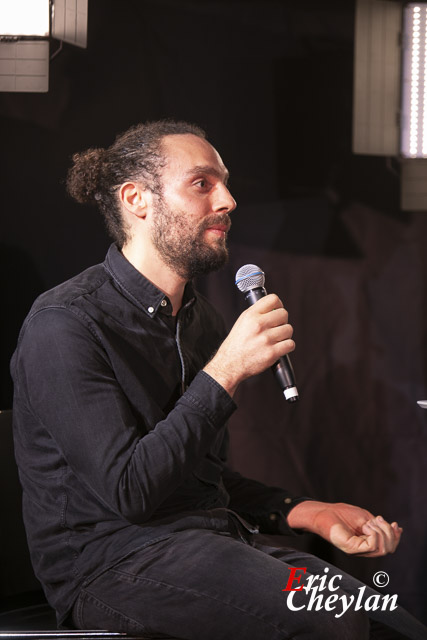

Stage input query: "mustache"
[{"left": 198, "top": 214, "right": 232, "bottom": 233}]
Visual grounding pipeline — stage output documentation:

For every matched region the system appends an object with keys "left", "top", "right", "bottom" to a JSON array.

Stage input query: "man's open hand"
[{"left": 287, "top": 500, "right": 402, "bottom": 557}]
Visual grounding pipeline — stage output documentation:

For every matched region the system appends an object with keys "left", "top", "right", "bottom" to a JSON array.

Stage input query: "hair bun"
[{"left": 66, "top": 147, "right": 106, "bottom": 204}]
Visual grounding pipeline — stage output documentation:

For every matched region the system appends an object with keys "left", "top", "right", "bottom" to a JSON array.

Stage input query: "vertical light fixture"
[
  {"left": 400, "top": 3, "right": 427, "bottom": 157},
  {"left": 353, "top": 0, "right": 427, "bottom": 210}
]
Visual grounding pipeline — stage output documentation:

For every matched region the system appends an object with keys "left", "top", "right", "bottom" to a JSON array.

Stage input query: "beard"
[{"left": 151, "top": 196, "right": 231, "bottom": 280}]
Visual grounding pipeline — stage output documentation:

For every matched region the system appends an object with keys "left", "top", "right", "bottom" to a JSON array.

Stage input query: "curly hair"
[{"left": 66, "top": 120, "right": 206, "bottom": 247}]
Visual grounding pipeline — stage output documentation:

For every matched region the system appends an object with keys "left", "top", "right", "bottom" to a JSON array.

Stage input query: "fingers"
[
  {"left": 243, "top": 295, "right": 294, "bottom": 348},
  {"left": 361, "top": 515, "right": 403, "bottom": 556},
  {"left": 268, "top": 324, "right": 295, "bottom": 349},
  {"left": 251, "top": 295, "right": 290, "bottom": 332},
  {"left": 254, "top": 293, "right": 285, "bottom": 314},
  {"left": 254, "top": 301, "right": 295, "bottom": 357}
]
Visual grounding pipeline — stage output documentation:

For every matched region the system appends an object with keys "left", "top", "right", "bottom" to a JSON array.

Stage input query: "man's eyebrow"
[{"left": 186, "top": 165, "right": 230, "bottom": 185}]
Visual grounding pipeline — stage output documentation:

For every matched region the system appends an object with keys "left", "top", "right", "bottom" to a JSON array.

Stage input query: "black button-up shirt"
[{"left": 11, "top": 244, "right": 299, "bottom": 624}]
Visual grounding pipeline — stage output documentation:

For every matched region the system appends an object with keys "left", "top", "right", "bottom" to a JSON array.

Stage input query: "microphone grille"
[{"left": 235, "top": 264, "right": 265, "bottom": 292}]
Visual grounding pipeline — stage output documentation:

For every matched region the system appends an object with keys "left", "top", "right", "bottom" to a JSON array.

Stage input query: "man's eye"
[{"left": 195, "top": 179, "right": 208, "bottom": 189}]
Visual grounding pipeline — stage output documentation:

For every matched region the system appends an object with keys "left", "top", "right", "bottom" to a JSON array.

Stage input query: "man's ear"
[{"left": 119, "top": 182, "right": 150, "bottom": 218}]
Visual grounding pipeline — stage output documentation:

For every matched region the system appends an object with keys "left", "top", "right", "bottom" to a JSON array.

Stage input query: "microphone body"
[{"left": 236, "top": 266, "right": 299, "bottom": 403}]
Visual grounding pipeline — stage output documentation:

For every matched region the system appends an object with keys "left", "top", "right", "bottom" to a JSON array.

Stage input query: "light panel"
[
  {"left": 401, "top": 3, "right": 427, "bottom": 157},
  {"left": 353, "top": 0, "right": 401, "bottom": 156},
  {"left": 0, "top": 0, "right": 49, "bottom": 37},
  {"left": 0, "top": 40, "right": 49, "bottom": 92},
  {"left": 52, "top": 0, "right": 88, "bottom": 48}
]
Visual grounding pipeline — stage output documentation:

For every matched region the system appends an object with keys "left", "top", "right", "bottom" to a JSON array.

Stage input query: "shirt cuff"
[
  {"left": 272, "top": 497, "right": 314, "bottom": 536},
  {"left": 183, "top": 370, "right": 237, "bottom": 429}
]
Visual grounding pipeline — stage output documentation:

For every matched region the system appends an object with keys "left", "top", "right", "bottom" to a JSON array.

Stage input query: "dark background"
[{"left": 1, "top": 0, "right": 427, "bottom": 625}]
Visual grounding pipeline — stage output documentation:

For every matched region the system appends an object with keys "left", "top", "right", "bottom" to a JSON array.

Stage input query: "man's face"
[{"left": 150, "top": 134, "right": 236, "bottom": 280}]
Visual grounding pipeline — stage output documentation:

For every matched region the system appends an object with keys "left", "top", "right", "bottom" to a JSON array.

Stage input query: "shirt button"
[
  {"left": 160, "top": 299, "right": 167, "bottom": 307},
  {"left": 148, "top": 306, "right": 154, "bottom": 314},
  {"left": 284, "top": 498, "right": 292, "bottom": 504},
  {"left": 269, "top": 513, "right": 277, "bottom": 521}
]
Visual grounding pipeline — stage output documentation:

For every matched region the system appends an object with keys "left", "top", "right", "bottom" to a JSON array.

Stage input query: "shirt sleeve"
[
  {"left": 12, "top": 306, "right": 237, "bottom": 525},
  {"left": 221, "top": 466, "right": 312, "bottom": 536}
]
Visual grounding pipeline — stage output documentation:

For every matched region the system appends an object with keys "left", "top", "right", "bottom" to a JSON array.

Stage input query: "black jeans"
[{"left": 71, "top": 522, "right": 426, "bottom": 640}]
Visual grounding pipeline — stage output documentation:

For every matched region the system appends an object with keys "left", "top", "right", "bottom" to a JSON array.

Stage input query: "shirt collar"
[{"left": 103, "top": 244, "right": 196, "bottom": 318}]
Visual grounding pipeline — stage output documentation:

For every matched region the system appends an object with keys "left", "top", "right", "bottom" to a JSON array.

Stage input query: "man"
[{"left": 11, "top": 121, "right": 425, "bottom": 640}]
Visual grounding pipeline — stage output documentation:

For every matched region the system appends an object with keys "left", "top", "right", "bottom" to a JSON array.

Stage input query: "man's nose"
[{"left": 213, "top": 183, "right": 237, "bottom": 214}]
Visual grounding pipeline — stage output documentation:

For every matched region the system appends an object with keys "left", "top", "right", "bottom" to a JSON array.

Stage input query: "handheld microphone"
[{"left": 235, "top": 264, "right": 299, "bottom": 403}]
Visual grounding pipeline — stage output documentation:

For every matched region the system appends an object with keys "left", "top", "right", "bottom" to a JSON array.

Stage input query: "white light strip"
[
  {"left": 423, "top": 11, "right": 427, "bottom": 153},
  {"left": 401, "top": 4, "right": 427, "bottom": 157},
  {"left": 410, "top": 7, "right": 420, "bottom": 155}
]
